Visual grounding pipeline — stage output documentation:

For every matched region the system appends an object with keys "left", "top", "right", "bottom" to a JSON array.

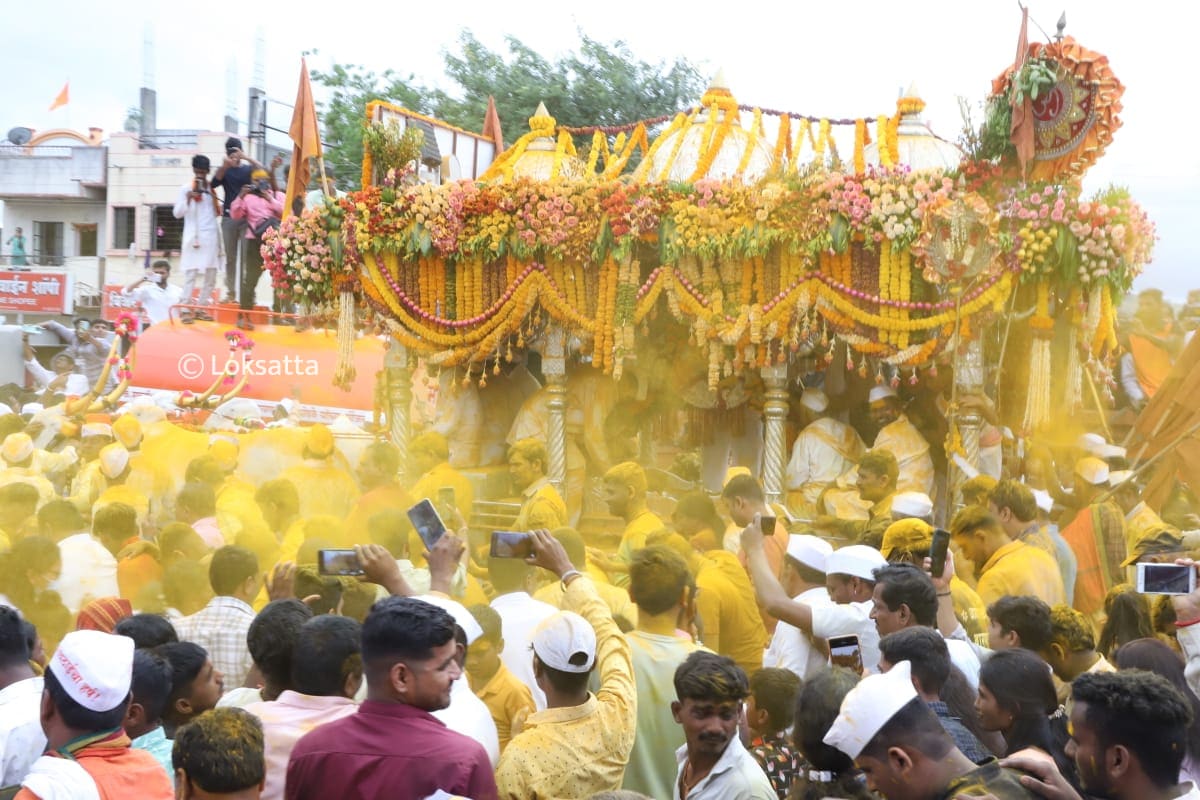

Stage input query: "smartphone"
[
  {"left": 829, "top": 634, "right": 863, "bottom": 674},
  {"left": 759, "top": 515, "right": 777, "bottom": 535},
  {"left": 407, "top": 499, "right": 447, "bottom": 551},
  {"left": 490, "top": 530, "right": 533, "bottom": 559},
  {"left": 1136, "top": 563, "right": 1196, "bottom": 595},
  {"left": 930, "top": 528, "right": 951, "bottom": 579},
  {"left": 317, "top": 548, "right": 363, "bottom": 576}
]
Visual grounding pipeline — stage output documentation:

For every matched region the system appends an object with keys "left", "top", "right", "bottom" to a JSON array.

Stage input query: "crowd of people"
[{"left": 0, "top": 284, "right": 1199, "bottom": 800}]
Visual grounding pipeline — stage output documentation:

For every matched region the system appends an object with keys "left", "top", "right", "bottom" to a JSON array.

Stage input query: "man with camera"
[
  {"left": 210, "top": 137, "right": 279, "bottom": 307},
  {"left": 229, "top": 169, "right": 285, "bottom": 330},
  {"left": 173, "top": 155, "right": 222, "bottom": 322}
]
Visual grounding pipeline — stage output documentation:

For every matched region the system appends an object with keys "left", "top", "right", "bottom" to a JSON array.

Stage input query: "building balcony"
[{"left": 0, "top": 146, "right": 107, "bottom": 200}]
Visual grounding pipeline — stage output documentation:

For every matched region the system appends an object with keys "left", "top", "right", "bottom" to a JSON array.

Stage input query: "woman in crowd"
[
  {"left": 1097, "top": 583, "right": 1156, "bottom": 657},
  {"left": 976, "top": 648, "right": 1076, "bottom": 787}
]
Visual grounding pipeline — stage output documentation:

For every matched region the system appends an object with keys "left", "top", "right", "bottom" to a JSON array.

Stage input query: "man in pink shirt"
[
  {"left": 245, "top": 615, "right": 361, "bottom": 800},
  {"left": 229, "top": 168, "right": 284, "bottom": 330}
]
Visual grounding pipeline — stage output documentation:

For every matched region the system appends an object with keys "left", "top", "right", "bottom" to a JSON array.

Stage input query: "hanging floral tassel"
[
  {"left": 1023, "top": 280, "right": 1055, "bottom": 432},
  {"left": 1065, "top": 326, "right": 1083, "bottom": 412}
]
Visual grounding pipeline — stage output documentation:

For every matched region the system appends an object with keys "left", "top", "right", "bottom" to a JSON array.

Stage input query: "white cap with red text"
[{"left": 49, "top": 630, "right": 134, "bottom": 712}]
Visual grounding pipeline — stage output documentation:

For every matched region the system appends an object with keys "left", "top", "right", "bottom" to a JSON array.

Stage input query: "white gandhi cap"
[
  {"left": 825, "top": 545, "right": 888, "bottom": 581},
  {"left": 824, "top": 660, "right": 920, "bottom": 758},
  {"left": 786, "top": 534, "right": 833, "bottom": 573},
  {"left": 49, "top": 630, "right": 134, "bottom": 712}
]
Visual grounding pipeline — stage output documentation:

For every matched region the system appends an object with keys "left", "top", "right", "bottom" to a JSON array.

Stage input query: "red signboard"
[
  {"left": 100, "top": 284, "right": 144, "bottom": 322},
  {"left": 0, "top": 270, "right": 72, "bottom": 314}
]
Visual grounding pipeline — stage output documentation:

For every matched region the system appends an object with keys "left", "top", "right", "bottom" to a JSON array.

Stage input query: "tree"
[
  {"left": 431, "top": 31, "right": 705, "bottom": 141},
  {"left": 310, "top": 60, "right": 428, "bottom": 190},
  {"left": 310, "top": 33, "right": 705, "bottom": 188}
]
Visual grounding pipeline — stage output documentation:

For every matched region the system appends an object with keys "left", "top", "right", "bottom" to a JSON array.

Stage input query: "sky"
[{"left": 5, "top": 0, "right": 1196, "bottom": 298}]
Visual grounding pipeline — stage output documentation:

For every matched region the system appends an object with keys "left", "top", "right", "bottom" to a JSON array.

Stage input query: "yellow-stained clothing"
[
  {"left": 469, "top": 661, "right": 536, "bottom": 754},
  {"left": 495, "top": 576, "right": 636, "bottom": 799},
  {"left": 612, "top": 509, "right": 666, "bottom": 589},
  {"left": 830, "top": 495, "right": 894, "bottom": 549},
  {"left": 412, "top": 462, "right": 476, "bottom": 522},
  {"left": 94, "top": 483, "right": 151, "bottom": 530},
  {"left": 0, "top": 529, "right": 9, "bottom": 551},
  {"left": 534, "top": 576, "right": 637, "bottom": 629},
  {"left": 976, "top": 539, "right": 1067, "bottom": 609},
  {"left": 950, "top": 575, "right": 988, "bottom": 640},
  {"left": 1124, "top": 501, "right": 1171, "bottom": 553},
  {"left": 696, "top": 550, "right": 767, "bottom": 677},
  {"left": 67, "top": 460, "right": 105, "bottom": 514},
  {"left": 126, "top": 449, "right": 173, "bottom": 523},
  {"left": 874, "top": 413, "right": 935, "bottom": 496},
  {"left": 514, "top": 478, "right": 569, "bottom": 532},
  {"left": 785, "top": 417, "right": 866, "bottom": 517},
  {"left": 32, "top": 447, "right": 77, "bottom": 481},
  {"left": 216, "top": 476, "right": 273, "bottom": 548},
  {"left": 279, "top": 458, "right": 361, "bottom": 520},
  {"left": 0, "top": 467, "right": 57, "bottom": 507}
]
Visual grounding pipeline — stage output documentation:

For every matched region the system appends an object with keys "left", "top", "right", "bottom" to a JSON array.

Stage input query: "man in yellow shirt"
[
  {"left": 509, "top": 438, "right": 568, "bottom": 532},
  {"left": 494, "top": 530, "right": 636, "bottom": 799},
  {"left": 279, "top": 424, "right": 360, "bottom": 520},
  {"left": 817, "top": 449, "right": 898, "bottom": 549},
  {"left": 949, "top": 505, "right": 1066, "bottom": 608},
  {"left": 464, "top": 603, "right": 536, "bottom": 753},
  {"left": 409, "top": 431, "right": 475, "bottom": 565},
  {"left": 592, "top": 462, "right": 664, "bottom": 589},
  {"left": 650, "top": 531, "right": 766, "bottom": 677}
]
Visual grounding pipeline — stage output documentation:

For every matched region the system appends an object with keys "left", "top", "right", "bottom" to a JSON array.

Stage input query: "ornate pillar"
[
  {"left": 543, "top": 328, "right": 568, "bottom": 494},
  {"left": 950, "top": 338, "right": 985, "bottom": 513},
  {"left": 761, "top": 363, "right": 789, "bottom": 505},
  {"left": 385, "top": 339, "right": 412, "bottom": 475}
]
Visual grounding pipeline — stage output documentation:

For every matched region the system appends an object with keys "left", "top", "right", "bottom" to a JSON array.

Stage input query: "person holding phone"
[
  {"left": 494, "top": 530, "right": 636, "bottom": 800},
  {"left": 743, "top": 522, "right": 887, "bottom": 673},
  {"left": 228, "top": 168, "right": 285, "bottom": 330},
  {"left": 210, "top": 137, "right": 276, "bottom": 304},
  {"left": 173, "top": 154, "right": 221, "bottom": 322},
  {"left": 123, "top": 260, "right": 182, "bottom": 326}
]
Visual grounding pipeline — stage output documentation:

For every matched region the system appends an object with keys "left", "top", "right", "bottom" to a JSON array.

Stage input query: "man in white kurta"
[
  {"left": 869, "top": 385, "right": 934, "bottom": 496},
  {"left": 173, "top": 154, "right": 222, "bottom": 315},
  {"left": 785, "top": 388, "right": 865, "bottom": 518}
]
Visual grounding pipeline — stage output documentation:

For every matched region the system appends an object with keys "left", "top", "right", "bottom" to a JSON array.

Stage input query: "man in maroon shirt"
[{"left": 284, "top": 597, "right": 497, "bottom": 800}]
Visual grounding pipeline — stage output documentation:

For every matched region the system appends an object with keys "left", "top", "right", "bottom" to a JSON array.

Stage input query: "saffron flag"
[
  {"left": 49, "top": 81, "right": 69, "bottom": 111},
  {"left": 482, "top": 95, "right": 504, "bottom": 152},
  {"left": 1009, "top": 6, "right": 1035, "bottom": 175},
  {"left": 283, "top": 58, "right": 323, "bottom": 220}
]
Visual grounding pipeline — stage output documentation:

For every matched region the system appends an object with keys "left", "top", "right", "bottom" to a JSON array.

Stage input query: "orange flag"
[
  {"left": 283, "top": 58, "right": 323, "bottom": 220},
  {"left": 49, "top": 81, "right": 69, "bottom": 111},
  {"left": 482, "top": 95, "right": 504, "bottom": 152},
  {"left": 1009, "top": 6, "right": 1035, "bottom": 175}
]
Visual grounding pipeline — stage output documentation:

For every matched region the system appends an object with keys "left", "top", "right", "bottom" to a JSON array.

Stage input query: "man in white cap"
[
  {"left": 743, "top": 521, "right": 887, "bottom": 672},
  {"left": 494, "top": 530, "right": 636, "bottom": 800},
  {"left": 784, "top": 388, "right": 865, "bottom": 518},
  {"left": 65, "top": 422, "right": 113, "bottom": 513},
  {"left": 0, "top": 433, "right": 55, "bottom": 507},
  {"left": 15, "top": 630, "right": 173, "bottom": 799},
  {"left": 823, "top": 661, "right": 1036, "bottom": 799},
  {"left": 1060, "top": 456, "right": 1128, "bottom": 618},
  {"left": 763, "top": 535, "right": 833, "bottom": 681},
  {"left": 867, "top": 385, "right": 934, "bottom": 495},
  {"left": 92, "top": 442, "right": 151, "bottom": 533}
]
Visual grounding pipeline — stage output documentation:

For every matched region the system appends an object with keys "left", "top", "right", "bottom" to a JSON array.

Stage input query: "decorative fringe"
[
  {"left": 1022, "top": 338, "right": 1053, "bottom": 432},
  {"left": 1065, "top": 327, "right": 1083, "bottom": 411},
  {"left": 334, "top": 290, "right": 357, "bottom": 391}
]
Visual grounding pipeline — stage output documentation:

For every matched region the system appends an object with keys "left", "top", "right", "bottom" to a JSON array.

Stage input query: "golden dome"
[
  {"left": 482, "top": 102, "right": 586, "bottom": 182},
  {"left": 864, "top": 84, "right": 963, "bottom": 172},
  {"left": 637, "top": 72, "right": 775, "bottom": 183}
]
